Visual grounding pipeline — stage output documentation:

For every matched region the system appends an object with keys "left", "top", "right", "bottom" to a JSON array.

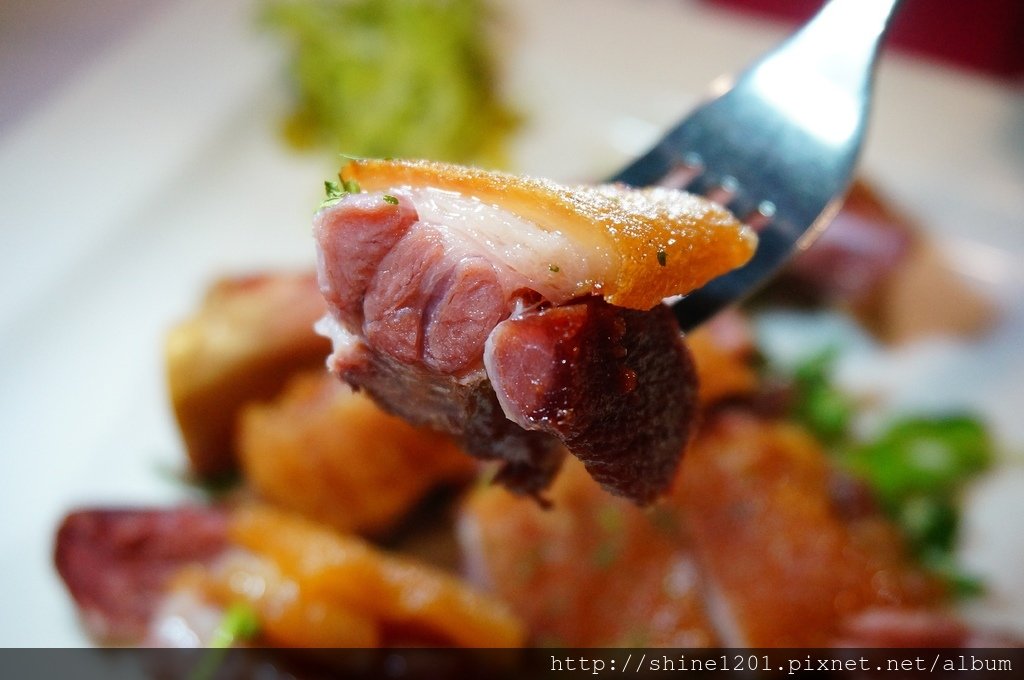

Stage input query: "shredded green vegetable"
[
  {"left": 843, "top": 414, "right": 994, "bottom": 596},
  {"left": 783, "top": 350, "right": 995, "bottom": 597},
  {"left": 264, "top": 0, "right": 519, "bottom": 164},
  {"left": 845, "top": 415, "right": 993, "bottom": 504},
  {"left": 789, "top": 348, "right": 855, "bottom": 445}
]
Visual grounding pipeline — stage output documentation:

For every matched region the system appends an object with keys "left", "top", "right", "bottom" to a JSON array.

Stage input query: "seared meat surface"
[{"left": 314, "top": 160, "right": 754, "bottom": 502}]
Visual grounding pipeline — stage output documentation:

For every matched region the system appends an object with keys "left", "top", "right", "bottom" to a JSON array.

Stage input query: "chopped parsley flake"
[
  {"left": 319, "top": 177, "right": 362, "bottom": 209},
  {"left": 656, "top": 249, "right": 667, "bottom": 267},
  {"left": 548, "top": 264, "right": 560, "bottom": 273},
  {"left": 324, "top": 179, "right": 344, "bottom": 199},
  {"left": 383, "top": 194, "right": 399, "bottom": 205}
]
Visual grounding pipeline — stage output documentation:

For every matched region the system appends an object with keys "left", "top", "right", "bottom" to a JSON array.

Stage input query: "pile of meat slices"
[{"left": 55, "top": 162, "right": 1015, "bottom": 651}]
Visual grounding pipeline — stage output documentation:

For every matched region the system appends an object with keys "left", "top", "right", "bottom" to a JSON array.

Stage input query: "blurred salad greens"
[
  {"left": 785, "top": 349, "right": 995, "bottom": 597},
  {"left": 264, "top": 0, "right": 519, "bottom": 165}
]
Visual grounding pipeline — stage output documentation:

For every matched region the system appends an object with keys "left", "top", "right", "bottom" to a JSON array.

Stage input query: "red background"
[{"left": 708, "top": 0, "right": 1024, "bottom": 79}]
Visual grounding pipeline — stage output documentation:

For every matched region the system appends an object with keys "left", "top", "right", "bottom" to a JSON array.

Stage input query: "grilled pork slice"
[
  {"left": 676, "top": 410, "right": 947, "bottom": 646},
  {"left": 459, "top": 457, "right": 720, "bottom": 647},
  {"left": 238, "top": 370, "right": 475, "bottom": 537},
  {"left": 166, "top": 273, "right": 331, "bottom": 477},
  {"left": 314, "top": 159, "right": 756, "bottom": 503},
  {"left": 55, "top": 505, "right": 524, "bottom": 648},
  {"left": 457, "top": 412, "right": 955, "bottom": 647}
]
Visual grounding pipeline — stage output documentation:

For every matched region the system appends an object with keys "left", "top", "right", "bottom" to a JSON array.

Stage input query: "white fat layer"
[
  {"left": 404, "top": 186, "right": 612, "bottom": 304},
  {"left": 482, "top": 321, "right": 519, "bottom": 427},
  {"left": 314, "top": 313, "right": 361, "bottom": 365}
]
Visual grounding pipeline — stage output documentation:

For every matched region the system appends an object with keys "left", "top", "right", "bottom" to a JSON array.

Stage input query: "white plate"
[{"left": 0, "top": 0, "right": 1022, "bottom": 646}]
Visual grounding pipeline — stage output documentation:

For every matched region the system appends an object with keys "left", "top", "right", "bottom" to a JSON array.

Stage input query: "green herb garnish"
[
  {"left": 210, "top": 602, "right": 261, "bottom": 648},
  {"left": 548, "top": 264, "right": 560, "bottom": 273},
  {"left": 923, "top": 553, "right": 986, "bottom": 598},
  {"left": 778, "top": 350, "right": 994, "bottom": 598},
  {"left": 845, "top": 415, "right": 993, "bottom": 504},
  {"left": 843, "top": 413, "right": 993, "bottom": 594},
  {"left": 382, "top": 194, "right": 399, "bottom": 205},
  {"left": 155, "top": 463, "right": 241, "bottom": 502},
  {"left": 790, "top": 348, "right": 854, "bottom": 444},
  {"left": 656, "top": 249, "right": 667, "bottom": 267},
  {"left": 320, "top": 178, "right": 362, "bottom": 209},
  {"left": 324, "top": 179, "right": 344, "bottom": 197},
  {"left": 616, "top": 628, "right": 651, "bottom": 648},
  {"left": 591, "top": 506, "right": 626, "bottom": 569},
  {"left": 190, "top": 602, "right": 261, "bottom": 680}
]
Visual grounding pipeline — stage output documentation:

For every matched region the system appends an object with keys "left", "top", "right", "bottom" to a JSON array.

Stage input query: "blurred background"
[
  {"left": 1, "top": 0, "right": 1022, "bottom": 646},
  {"left": 3, "top": 0, "right": 1022, "bottom": 133},
  {"left": 711, "top": 0, "right": 1023, "bottom": 80}
]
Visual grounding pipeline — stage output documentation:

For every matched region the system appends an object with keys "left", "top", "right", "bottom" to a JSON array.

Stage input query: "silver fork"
[{"left": 610, "top": 0, "right": 903, "bottom": 330}]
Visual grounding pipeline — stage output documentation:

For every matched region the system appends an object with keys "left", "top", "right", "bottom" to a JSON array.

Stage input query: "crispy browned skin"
[
  {"left": 459, "top": 458, "right": 719, "bottom": 647},
  {"left": 237, "top": 370, "right": 476, "bottom": 536},
  {"left": 460, "top": 408, "right": 950, "bottom": 647},
  {"left": 185, "top": 505, "right": 526, "bottom": 648},
  {"left": 341, "top": 159, "right": 756, "bottom": 310},
  {"left": 56, "top": 504, "right": 523, "bottom": 648},
  {"left": 165, "top": 273, "right": 330, "bottom": 476},
  {"left": 315, "top": 161, "right": 749, "bottom": 503},
  {"left": 675, "top": 410, "right": 946, "bottom": 646}
]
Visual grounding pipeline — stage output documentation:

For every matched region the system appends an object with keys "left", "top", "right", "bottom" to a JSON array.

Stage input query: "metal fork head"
[{"left": 610, "top": 0, "right": 902, "bottom": 330}]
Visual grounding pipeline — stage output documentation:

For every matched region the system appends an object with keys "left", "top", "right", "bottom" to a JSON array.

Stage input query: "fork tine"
[{"left": 608, "top": 0, "right": 902, "bottom": 330}]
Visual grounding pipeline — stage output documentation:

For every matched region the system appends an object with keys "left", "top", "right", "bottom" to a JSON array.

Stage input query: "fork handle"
[{"left": 778, "top": 0, "right": 903, "bottom": 94}]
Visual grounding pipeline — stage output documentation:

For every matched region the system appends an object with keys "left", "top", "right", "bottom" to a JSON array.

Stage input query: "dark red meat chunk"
[
  {"left": 54, "top": 507, "right": 228, "bottom": 643},
  {"left": 486, "top": 297, "right": 697, "bottom": 503}
]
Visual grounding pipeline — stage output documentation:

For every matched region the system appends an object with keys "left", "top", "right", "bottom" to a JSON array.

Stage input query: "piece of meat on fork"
[{"left": 313, "top": 159, "right": 756, "bottom": 503}]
